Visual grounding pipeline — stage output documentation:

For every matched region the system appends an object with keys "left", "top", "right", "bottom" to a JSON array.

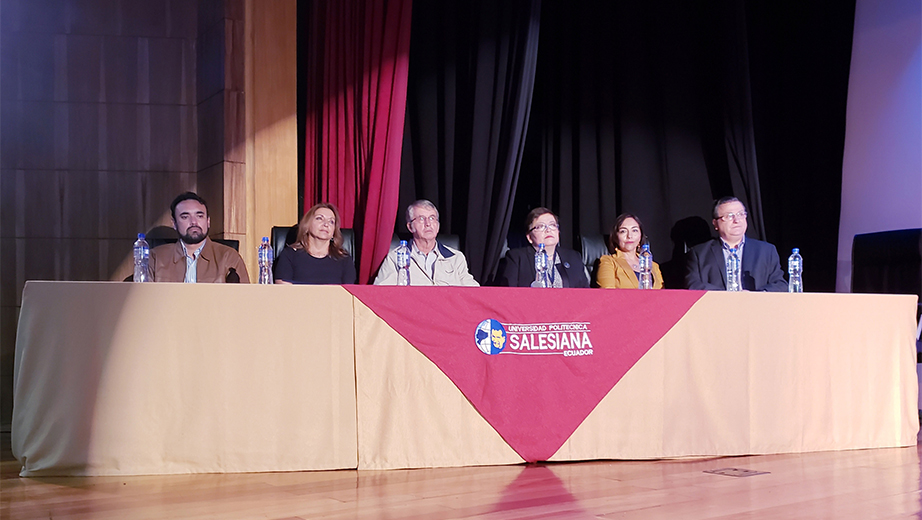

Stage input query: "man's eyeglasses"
[
  {"left": 412, "top": 215, "right": 439, "bottom": 224},
  {"left": 530, "top": 223, "right": 560, "bottom": 232},
  {"left": 717, "top": 211, "right": 747, "bottom": 222}
]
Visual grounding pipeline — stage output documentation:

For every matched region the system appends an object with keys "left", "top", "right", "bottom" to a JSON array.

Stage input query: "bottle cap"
[
  {"left": 138, "top": 233, "right": 145, "bottom": 239},
  {"left": 400, "top": 240, "right": 407, "bottom": 246},
  {"left": 262, "top": 236, "right": 269, "bottom": 242},
  {"left": 792, "top": 248, "right": 799, "bottom": 253}
]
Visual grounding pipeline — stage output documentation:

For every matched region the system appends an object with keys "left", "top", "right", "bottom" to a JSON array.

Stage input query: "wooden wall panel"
[
  {"left": 22, "top": 171, "right": 64, "bottom": 239},
  {"left": 1, "top": 0, "right": 300, "bottom": 429},
  {"left": 106, "top": 171, "right": 146, "bottom": 237},
  {"left": 196, "top": 23, "right": 224, "bottom": 104},
  {"left": 13, "top": 32, "right": 55, "bottom": 101},
  {"left": 66, "top": 35, "right": 103, "bottom": 102},
  {"left": 9, "top": 0, "right": 68, "bottom": 34},
  {"left": 143, "top": 174, "right": 197, "bottom": 230},
  {"left": 9, "top": 102, "right": 57, "bottom": 169},
  {"left": 21, "top": 238, "right": 61, "bottom": 283},
  {"left": 197, "top": 92, "right": 224, "bottom": 170},
  {"left": 136, "top": 104, "right": 152, "bottom": 170},
  {"left": 197, "top": 162, "right": 225, "bottom": 233},
  {"left": 103, "top": 37, "right": 140, "bottom": 103},
  {"left": 226, "top": 89, "right": 245, "bottom": 163},
  {"left": 179, "top": 105, "right": 197, "bottom": 172},
  {"left": 104, "top": 238, "right": 138, "bottom": 281},
  {"left": 0, "top": 172, "right": 16, "bottom": 237},
  {"left": 150, "top": 105, "right": 183, "bottom": 171},
  {"left": 195, "top": 0, "right": 247, "bottom": 255},
  {"left": 61, "top": 171, "right": 102, "bottom": 238},
  {"left": 169, "top": 0, "right": 198, "bottom": 39},
  {"left": 69, "top": 0, "right": 121, "bottom": 35},
  {"left": 245, "top": 0, "right": 298, "bottom": 272},
  {"left": 0, "top": 306, "right": 17, "bottom": 423},
  {"left": 68, "top": 103, "right": 102, "bottom": 169},
  {"left": 120, "top": 0, "right": 167, "bottom": 37},
  {"left": 1, "top": 0, "right": 203, "bottom": 430},
  {"left": 197, "top": 0, "right": 224, "bottom": 37},
  {"left": 180, "top": 39, "right": 196, "bottom": 105},
  {"left": 61, "top": 239, "right": 103, "bottom": 281},
  {"left": 224, "top": 161, "right": 247, "bottom": 236},
  {"left": 0, "top": 31, "right": 15, "bottom": 97},
  {"left": 0, "top": 239, "right": 16, "bottom": 306},
  {"left": 0, "top": 103, "right": 20, "bottom": 168},
  {"left": 106, "top": 104, "right": 140, "bottom": 170},
  {"left": 148, "top": 38, "right": 184, "bottom": 105},
  {"left": 227, "top": 17, "right": 245, "bottom": 91}
]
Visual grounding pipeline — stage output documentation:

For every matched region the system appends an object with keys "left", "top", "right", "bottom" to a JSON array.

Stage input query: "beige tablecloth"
[
  {"left": 354, "top": 291, "right": 919, "bottom": 469},
  {"left": 13, "top": 282, "right": 919, "bottom": 475},
  {"left": 13, "top": 282, "right": 357, "bottom": 476}
]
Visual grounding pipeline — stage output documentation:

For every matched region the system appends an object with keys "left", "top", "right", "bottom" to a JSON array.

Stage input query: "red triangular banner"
[{"left": 347, "top": 286, "right": 704, "bottom": 462}]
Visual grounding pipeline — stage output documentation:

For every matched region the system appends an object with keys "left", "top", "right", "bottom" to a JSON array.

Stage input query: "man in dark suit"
[
  {"left": 495, "top": 207, "right": 590, "bottom": 288},
  {"left": 685, "top": 197, "right": 787, "bottom": 292}
]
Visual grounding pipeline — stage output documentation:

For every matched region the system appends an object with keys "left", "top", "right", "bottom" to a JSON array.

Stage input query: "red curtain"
[{"left": 304, "top": 0, "right": 412, "bottom": 283}]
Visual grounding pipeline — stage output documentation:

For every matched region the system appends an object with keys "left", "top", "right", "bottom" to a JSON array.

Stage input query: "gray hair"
[
  {"left": 712, "top": 196, "right": 743, "bottom": 219},
  {"left": 406, "top": 199, "right": 439, "bottom": 223}
]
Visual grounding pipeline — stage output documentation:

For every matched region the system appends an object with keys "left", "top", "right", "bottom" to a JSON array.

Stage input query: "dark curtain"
[
  {"left": 746, "top": 0, "right": 855, "bottom": 293},
  {"left": 302, "top": 0, "right": 855, "bottom": 290},
  {"left": 399, "top": 0, "right": 541, "bottom": 283},
  {"left": 302, "top": 0, "right": 413, "bottom": 283},
  {"left": 517, "top": 0, "right": 766, "bottom": 269}
]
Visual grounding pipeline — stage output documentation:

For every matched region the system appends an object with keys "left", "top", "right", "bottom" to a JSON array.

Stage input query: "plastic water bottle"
[
  {"left": 639, "top": 244, "right": 653, "bottom": 289},
  {"left": 133, "top": 233, "right": 151, "bottom": 282},
  {"left": 396, "top": 240, "right": 410, "bottom": 286},
  {"left": 726, "top": 248, "right": 741, "bottom": 291},
  {"left": 532, "top": 243, "right": 548, "bottom": 288},
  {"left": 788, "top": 248, "right": 803, "bottom": 293},
  {"left": 257, "top": 236, "right": 273, "bottom": 284}
]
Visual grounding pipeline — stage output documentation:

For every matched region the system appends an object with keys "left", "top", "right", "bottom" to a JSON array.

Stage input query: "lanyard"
[{"left": 546, "top": 250, "right": 558, "bottom": 286}]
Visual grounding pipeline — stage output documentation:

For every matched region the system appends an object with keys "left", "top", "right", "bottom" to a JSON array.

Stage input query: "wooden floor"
[{"left": 2, "top": 432, "right": 920, "bottom": 519}]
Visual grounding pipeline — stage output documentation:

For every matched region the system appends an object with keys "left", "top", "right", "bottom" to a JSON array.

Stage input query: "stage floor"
[{"left": 2, "top": 432, "right": 920, "bottom": 519}]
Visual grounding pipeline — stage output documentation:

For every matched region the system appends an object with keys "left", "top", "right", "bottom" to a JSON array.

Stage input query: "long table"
[{"left": 12, "top": 282, "right": 919, "bottom": 476}]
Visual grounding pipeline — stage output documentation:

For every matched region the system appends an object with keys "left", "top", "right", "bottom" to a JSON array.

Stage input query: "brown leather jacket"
[{"left": 150, "top": 238, "right": 250, "bottom": 283}]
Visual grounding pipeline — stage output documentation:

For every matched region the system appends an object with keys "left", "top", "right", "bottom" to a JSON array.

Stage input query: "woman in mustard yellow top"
[{"left": 597, "top": 213, "right": 664, "bottom": 289}]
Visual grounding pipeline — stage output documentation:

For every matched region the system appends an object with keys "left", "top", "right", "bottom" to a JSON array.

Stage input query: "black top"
[
  {"left": 494, "top": 246, "right": 590, "bottom": 288},
  {"left": 275, "top": 246, "right": 357, "bottom": 285}
]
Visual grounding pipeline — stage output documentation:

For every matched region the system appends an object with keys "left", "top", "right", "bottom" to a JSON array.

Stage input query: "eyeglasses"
[
  {"left": 530, "top": 223, "right": 560, "bottom": 233},
  {"left": 717, "top": 211, "right": 747, "bottom": 222},
  {"left": 412, "top": 215, "right": 439, "bottom": 224}
]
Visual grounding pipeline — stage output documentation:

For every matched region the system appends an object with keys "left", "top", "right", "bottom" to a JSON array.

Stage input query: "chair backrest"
[
  {"left": 852, "top": 228, "right": 922, "bottom": 298},
  {"left": 271, "top": 225, "right": 355, "bottom": 260},
  {"left": 271, "top": 225, "right": 298, "bottom": 261},
  {"left": 580, "top": 234, "right": 611, "bottom": 287},
  {"left": 147, "top": 237, "right": 177, "bottom": 250},
  {"left": 213, "top": 239, "right": 239, "bottom": 251}
]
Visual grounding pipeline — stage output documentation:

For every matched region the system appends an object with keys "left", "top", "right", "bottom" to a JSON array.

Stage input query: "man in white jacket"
[{"left": 374, "top": 199, "right": 479, "bottom": 286}]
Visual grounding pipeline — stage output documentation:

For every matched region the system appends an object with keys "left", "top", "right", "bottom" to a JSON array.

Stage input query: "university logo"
[
  {"left": 474, "top": 319, "right": 594, "bottom": 357},
  {"left": 475, "top": 319, "right": 507, "bottom": 355}
]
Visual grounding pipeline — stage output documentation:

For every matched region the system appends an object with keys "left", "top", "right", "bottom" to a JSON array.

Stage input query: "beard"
[{"left": 180, "top": 227, "right": 207, "bottom": 244}]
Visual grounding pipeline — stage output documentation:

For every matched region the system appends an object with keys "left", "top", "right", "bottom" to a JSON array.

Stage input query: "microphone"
[{"left": 226, "top": 268, "right": 240, "bottom": 283}]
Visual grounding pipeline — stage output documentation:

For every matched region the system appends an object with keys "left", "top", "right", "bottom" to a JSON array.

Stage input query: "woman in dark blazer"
[{"left": 495, "top": 207, "right": 589, "bottom": 288}]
